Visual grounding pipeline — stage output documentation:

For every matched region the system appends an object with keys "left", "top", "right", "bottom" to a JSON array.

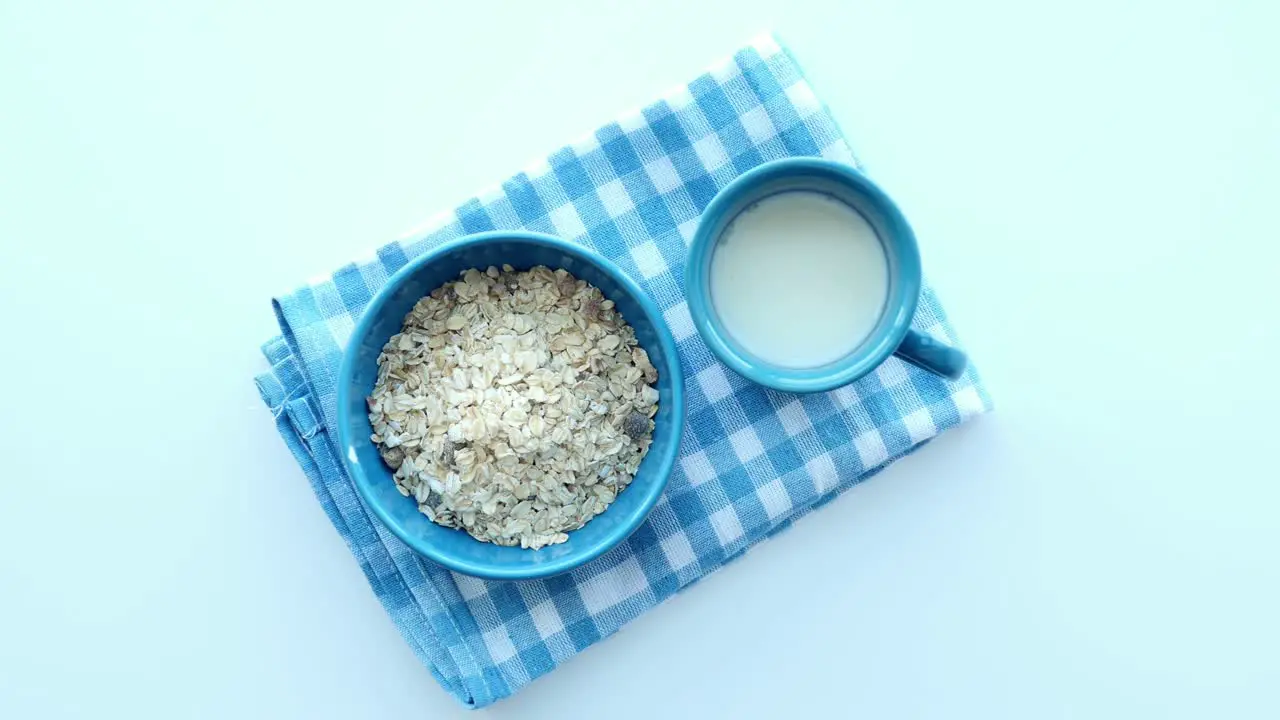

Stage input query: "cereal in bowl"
[{"left": 367, "top": 265, "right": 659, "bottom": 550}]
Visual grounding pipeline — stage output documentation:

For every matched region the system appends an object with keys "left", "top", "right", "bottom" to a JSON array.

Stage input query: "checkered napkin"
[{"left": 255, "top": 34, "right": 990, "bottom": 708}]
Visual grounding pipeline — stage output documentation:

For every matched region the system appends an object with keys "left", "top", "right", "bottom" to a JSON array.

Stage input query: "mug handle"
[{"left": 894, "top": 330, "right": 968, "bottom": 380}]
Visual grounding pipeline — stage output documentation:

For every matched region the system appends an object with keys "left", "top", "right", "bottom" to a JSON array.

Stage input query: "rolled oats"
[{"left": 367, "top": 265, "right": 660, "bottom": 550}]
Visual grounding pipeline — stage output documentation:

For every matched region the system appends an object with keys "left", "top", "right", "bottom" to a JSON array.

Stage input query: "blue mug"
[{"left": 684, "top": 158, "right": 967, "bottom": 394}]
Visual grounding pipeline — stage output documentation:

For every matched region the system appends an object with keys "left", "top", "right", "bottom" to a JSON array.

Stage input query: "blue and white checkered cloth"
[{"left": 255, "top": 35, "right": 990, "bottom": 708}]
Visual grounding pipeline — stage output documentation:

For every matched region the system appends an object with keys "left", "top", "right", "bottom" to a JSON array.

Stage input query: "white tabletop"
[{"left": 2, "top": 1, "right": 1277, "bottom": 717}]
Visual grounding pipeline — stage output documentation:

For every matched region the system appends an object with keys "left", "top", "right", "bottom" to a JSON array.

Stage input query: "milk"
[{"left": 709, "top": 191, "right": 889, "bottom": 368}]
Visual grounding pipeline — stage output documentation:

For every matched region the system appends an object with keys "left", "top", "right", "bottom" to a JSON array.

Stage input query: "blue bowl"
[{"left": 336, "top": 231, "right": 685, "bottom": 580}]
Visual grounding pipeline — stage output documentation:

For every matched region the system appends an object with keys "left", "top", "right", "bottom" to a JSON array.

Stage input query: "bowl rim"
[{"left": 336, "top": 230, "right": 686, "bottom": 580}]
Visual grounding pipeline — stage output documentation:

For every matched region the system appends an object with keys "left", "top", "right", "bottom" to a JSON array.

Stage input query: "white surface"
[
  {"left": 1, "top": 1, "right": 1277, "bottom": 717},
  {"left": 711, "top": 191, "right": 889, "bottom": 367}
]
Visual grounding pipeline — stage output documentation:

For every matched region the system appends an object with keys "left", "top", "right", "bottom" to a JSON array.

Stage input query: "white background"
[{"left": 2, "top": 1, "right": 1277, "bottom": 717}]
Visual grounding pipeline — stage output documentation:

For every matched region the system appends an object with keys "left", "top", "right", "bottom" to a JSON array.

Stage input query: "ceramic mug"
[{"left": 684, "top": 157, "right": 967, "bottom": 394}]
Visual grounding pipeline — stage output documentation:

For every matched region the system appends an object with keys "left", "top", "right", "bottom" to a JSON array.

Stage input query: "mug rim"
[{"left": 684, "top": 157, "right": 922, "bottom": 394}]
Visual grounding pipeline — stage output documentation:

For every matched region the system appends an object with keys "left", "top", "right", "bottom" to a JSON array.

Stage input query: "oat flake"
[{"left": 367, "top": 265, "right": 659, "bottom": 550}]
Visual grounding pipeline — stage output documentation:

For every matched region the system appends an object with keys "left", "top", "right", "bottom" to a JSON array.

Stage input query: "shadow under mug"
[{"left": 684, "top": 157, "right": 967, "bottom": 394}]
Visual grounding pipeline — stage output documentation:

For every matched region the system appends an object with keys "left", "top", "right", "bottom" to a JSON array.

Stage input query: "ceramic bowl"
[{"left": 336, "top": 231, "right": 685, "bottom": 580}]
